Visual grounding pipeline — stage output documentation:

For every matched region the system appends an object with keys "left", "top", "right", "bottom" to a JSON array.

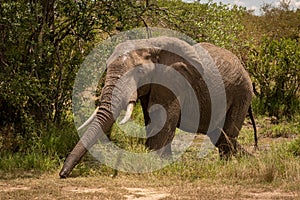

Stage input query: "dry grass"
[{"left": 0, "top": 173, "right": 299, "bottom": 200}]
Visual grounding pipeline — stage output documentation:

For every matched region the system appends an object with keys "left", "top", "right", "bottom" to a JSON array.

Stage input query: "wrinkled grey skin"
[{"left": 59, "top": 36, "right": 257, "bottom": 178}]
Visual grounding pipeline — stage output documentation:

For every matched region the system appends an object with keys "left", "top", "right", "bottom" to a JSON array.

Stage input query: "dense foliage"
[
  {"left": 247, "top": 38, "right": 300, "bottom": 118},
  {"left": 0, "top": 0, "right": 299, "bottom": 164},
  {"left": 0, "top": 0, "right": 159, "bottom": 153}
]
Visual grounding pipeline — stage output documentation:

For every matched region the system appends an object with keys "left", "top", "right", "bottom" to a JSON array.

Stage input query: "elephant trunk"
[
  {"left": 59, "top": 140, "right": 87, "bottom": 178},
  {"left": 59, "top": 104, "right": 115, "bottom": 178},
  {"left": 59, "top": 82, "right": 123, "bottom": 178}
]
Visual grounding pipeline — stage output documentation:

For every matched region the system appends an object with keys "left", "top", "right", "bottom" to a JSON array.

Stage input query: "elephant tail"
[{"left": 248, "top": 105, "right": 258, "bottom": 149}]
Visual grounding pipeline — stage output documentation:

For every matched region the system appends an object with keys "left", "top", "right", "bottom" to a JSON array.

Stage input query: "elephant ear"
[{"left": 149, "top": 36, "right": 204, "bottom": 74}]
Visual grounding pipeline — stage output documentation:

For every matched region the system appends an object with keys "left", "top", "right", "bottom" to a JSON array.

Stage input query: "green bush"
[
  {"left": 0, "top": 121, "right": 78, "bottom": 172},
  {"left": 288, "top": 137, "right": 300, "bottom": 157},
  {"left": 247, "top": 38, "right": 300, "bottom": 118}
]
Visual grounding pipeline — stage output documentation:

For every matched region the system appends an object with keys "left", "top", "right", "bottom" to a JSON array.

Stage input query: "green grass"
[
  {"left": 0, "top": 110, "right": 299, "bottom": 188},
  {"left": 68, "top": 137, "right": 300, "bottom": 188},
  {"left": 67, "top": 114, "right": 300, "bottom": 187},
  {"left": 0, "top": 152, "right": 59, "bottom": 172},
  {"left": 0, "top": 122, "right": 78, "bottom": 175},
  {"left": 154, "top": 143, "right": 300, "bottom": 184},
  {"left": 68, "top": 112, "right": 300, "bottom": 189}
]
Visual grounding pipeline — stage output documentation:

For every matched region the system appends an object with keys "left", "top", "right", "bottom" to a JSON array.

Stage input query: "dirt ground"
[{"left": 0, "top": 173, "right": 299, "bottom": 200}]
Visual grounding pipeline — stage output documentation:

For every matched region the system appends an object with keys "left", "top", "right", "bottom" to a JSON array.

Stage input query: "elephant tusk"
[
  {"left": 119, "top": 102, "right": 135, "bottom": 125},
  {"left": 77, "top": 107, "right": 99, "bottom": 131}
]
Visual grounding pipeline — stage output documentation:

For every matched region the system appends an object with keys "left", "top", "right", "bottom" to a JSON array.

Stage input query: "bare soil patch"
[
  {"left": 123, "top": 187, "right": 170, "bottom": 200},
  {"left": 0, "top": 174, "right": 299, "bottom": 200}
]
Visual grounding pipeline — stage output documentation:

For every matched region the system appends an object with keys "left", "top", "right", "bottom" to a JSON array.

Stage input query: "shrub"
[
  {"left": 247, "top": 38, "right": 300, "bottom": 118},
  {"left": 288, "top": 136, "right": 300, "bottom": 157}
]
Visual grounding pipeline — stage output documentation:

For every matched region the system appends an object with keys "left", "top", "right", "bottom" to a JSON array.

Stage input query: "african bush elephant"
[{"left": 59, "top": 36, "right": 257, "bottom": 178}]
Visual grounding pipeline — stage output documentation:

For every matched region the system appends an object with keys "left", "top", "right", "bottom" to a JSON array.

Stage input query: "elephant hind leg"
[
  {"left": 214, "top": 132, "right": 240, "bottom": 159},
  {"left": 216, "top": 135, "right": 252, "bottom": 159},
  {"left": 214, "top": 103, "right": 250, "bottom": 159},
  {"left": 206, "top": 128, "right": 238, "bottom": 159}
]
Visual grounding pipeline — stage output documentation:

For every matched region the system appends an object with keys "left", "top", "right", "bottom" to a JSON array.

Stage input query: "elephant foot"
[
  {"left": 217, "top": 144, "right": 236, "bottom": 160},
  {"left": 145, "top": 138, "right": 173, "bottom": 159},
  {"left": 217, "top": 141, "right": 253, "bottom": 160},
  {"left": 157, "top": 143, "right": 173, "bottom": 159}
]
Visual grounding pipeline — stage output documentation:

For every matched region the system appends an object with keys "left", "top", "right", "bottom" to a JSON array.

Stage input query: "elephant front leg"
[{"left": 144, "top": 104, "right": 180, "bottom": 157}]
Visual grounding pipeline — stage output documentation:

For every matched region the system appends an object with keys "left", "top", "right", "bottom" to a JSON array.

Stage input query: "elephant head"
[{"left": 59, "top": 36, "right": 205, "bottom": 178}]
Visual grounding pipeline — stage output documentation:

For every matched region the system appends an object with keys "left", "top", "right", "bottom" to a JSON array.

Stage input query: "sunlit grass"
[
  {"left": 70, "top": 113, "right": 300, "bottom": 187},
  {"left": 0, "top": 105, "right": 299, "bottom": 188}
]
